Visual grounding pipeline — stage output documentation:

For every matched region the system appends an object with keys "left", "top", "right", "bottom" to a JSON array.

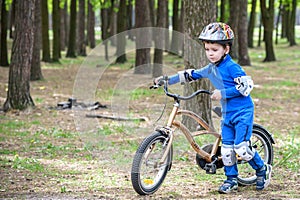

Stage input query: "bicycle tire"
[
  {"left": 131, "top": 131, "right": 173, "bottom": 195},
  {"left": 237, "top": 125, "right": 274, "bottom": 186}
]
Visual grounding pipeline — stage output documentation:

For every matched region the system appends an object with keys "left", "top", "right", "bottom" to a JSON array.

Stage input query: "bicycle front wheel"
[
  {"left": 237, "top": 124, "right": 274, "bottom": 186},
  {"left": 131, "top": 131, "right": 173, "bottom": 195}
]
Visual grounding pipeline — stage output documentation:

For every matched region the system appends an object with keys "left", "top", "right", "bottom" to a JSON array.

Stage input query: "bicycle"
[{"left": 131, "top": 76, "right": 275, "bottom": 195}]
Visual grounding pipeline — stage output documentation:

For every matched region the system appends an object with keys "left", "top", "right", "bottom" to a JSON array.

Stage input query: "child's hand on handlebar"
[
  {"left": 153, "top": 76, "right": 164, "bottom": 85},
  {"left": 211, "top": 89, "right": 222, "bottom": 101},
  {"left": 150, "top": 76, "right": 164, "bottom": 89}
]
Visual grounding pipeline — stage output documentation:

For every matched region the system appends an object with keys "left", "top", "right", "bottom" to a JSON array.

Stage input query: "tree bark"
[
  {"left": 179, "top": 0, "right": 184, "bottom": 55},
  {"left": 289, "top": 0, "right": 297, "bottom": 46},
  {"left": 60, "top": 1, "right": 68, "bottom": 51},
  {"left": 238, "top": 0, "right": 251, "bottom": 66},
  {"left": 9, "top": 0, "right": 15, "bottom": 39},
  {"left": 109, "top": 0, "right": 117, "bottom": 46},
  {"left": 3, "top": 0, "right": 35, "bottom": 111},
  {"left": 281, "top": 4, "right": 288, "bottom": 39},
  {"left": 153, "top": 0, "right": 167, "bottom": 77},
  {"left": 77, "top": 0, "right": 86, "bottom": 56},
  {"left": 260, "top": 0, "right": 276, "bottom": 62},
  {"left": 220, "top": 0, "right": 227, "bottom": 22},
  {"left": 0, "top": 0, "right": 9, "bottom": 66},
  {"left": 100, "top": 0, "right": 110, "bottom": 61},
  {"left": 66, "top": 0, "right": 77, "bottom": 58},
  {"left": 52, "top": 0, "right": 61, "bottom": 61},
  {"left": 115, "top": 0, "right": 127, "bottom": 63},
  {"left": 87, "top": 0, "right": 95, "bottom": 49},
  {"left": 170, "top": 0, "right": 179, "bottom": 55},
  {"left": 41, "top": 0, "right": 51, "bottom": 62},
  {"left": 183, "top": 0, "right": 216, "bottom": 130},
  {"left": 248, "top": 0, "right": 257, "bottom": 48},
  {"left": 228, "top": 0, "right": 239, "bottom": 59},
  {"left": 134, "top": 0, "right": 152, "bottom": 74},
  {"left": 31, "top": 0, "right": 43, "bottom": 81},
  {"left": 148, "top": 0, "right": 155, "bottom": 27},
  {"left": 127, "top": 0, "right": 134, "bottom": 40},
  {"left": 164, "top": 0, "right": 169, "bottom": 50}
]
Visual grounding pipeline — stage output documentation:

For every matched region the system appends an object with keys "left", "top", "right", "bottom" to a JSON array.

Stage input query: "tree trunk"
[
  {"left": 179, "top": 0, "right": 184, "bottom": 56},
  {"left": 60, "top": 1, "right": 68, "bottom": 51},
  {"left": 260, "top": 0, "right": 276, "bottom": 62},
  {"left": 127, "top": 0, "right": 134, "bottom": 40},
  {"left": 170, "top": 0, "right": 179, "bottom": 55},
  {"left": 31, "top": 0, "right": 43, "bottom": 81},
  {"left": 115, "top": 0, "right": 127, "bottom": 63},
  {"left": 275, "top": 0, "right": 281, "bottom": 44},
  {"left": 281, "top": 4, "right": 288, "bottom": 39},
  {"left": 183, "top": 0, "right": 216, "bottom": 130},
  {"left": 77, "top": 0, "right": 86, "bottom": 56},
  {"left": 153, "top": 0, "right": 167, "bottom": 78},
  {"left": 257, "top": 15, "right": 262, "bottom": 47},
  {"left": 164, "top": 0, "right": 169, "bottom": 50},
  {"left": 0, "top": 0, "right": 9, "bottom": 66},
  {"left": 228, "top": 0, "right": 239, "bottom": 59},
  {"left": 238, "top": 0, "right": 251, "bottom": 66},
  {"left": 3, "top": 0, "right": 35, "bottom": 111},
  {"left": 52, "top": 0, "right": 60, "bottom": 61},
  {"left": 87, "top": 0, "right": 95, "bottom": 49},
  {"left": 134, "top": 0, "right": 152, "bottom": 74},
  {"left": 148, "top": 0, "right": 155, "bottom": 27},
  {"left": 9, "top": 0, "right": 15, "bottom": 39},
  {"left": 109, "top": 0, "right": 117, "bottom": 46},
  {"left": 100, "top": 0, "right": 110, "bottom": 61},
  {"left": 66, "top": 0, "right": 77, "bottom": 58},
  {"left": 248, "top": 0, "right": 257, "bottom": 48},
  {"left": 289, "top": 0, "right": 297, "bottom": 46},
  {"left": 41, "top": 0, "right": 51, "bottom": 62},
  {"left": 220, "top": 0, "right": 227, "bottom": 22}
]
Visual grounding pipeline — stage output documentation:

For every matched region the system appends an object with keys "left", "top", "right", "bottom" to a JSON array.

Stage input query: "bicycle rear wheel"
[
  {"left": 131, "top": 131, "right": 173, "bottom": 195},
  {"left": 237, "top": 124, "right": 274, "bottom": 185}
]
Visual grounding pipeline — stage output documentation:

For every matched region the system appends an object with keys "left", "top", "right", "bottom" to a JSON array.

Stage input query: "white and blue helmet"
[{"left": 199, "top": 22, "right": 234, "bottom": 45}]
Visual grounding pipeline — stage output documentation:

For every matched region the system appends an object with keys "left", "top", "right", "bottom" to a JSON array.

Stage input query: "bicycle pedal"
[{"left": 204, "top": 163, "right": 217, "bottom": 174}]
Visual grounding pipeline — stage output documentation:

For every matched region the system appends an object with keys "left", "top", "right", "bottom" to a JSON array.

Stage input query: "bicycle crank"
[
  {"left": 195, "top": 144, "right": 224, "bottom": 173},
  {"left": 203, "top": 157, "right": 217, "bottom": 174}
]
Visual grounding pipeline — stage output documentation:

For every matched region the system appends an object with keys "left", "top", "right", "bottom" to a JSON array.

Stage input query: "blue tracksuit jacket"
[{"left": 168, "top": 54, "right": 254, "bottom": 113}]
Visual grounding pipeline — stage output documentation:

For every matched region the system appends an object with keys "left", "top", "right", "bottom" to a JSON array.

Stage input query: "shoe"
[
  {"left": 256, "top": 164, "right": 272, "bottom": 190},
  {"left": 218, "top": 178, "right": 238, "bottom": 194}
]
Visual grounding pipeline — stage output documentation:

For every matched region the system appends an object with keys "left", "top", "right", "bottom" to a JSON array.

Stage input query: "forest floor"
[{"left": 0, "top": 43, "right": 300, "bottom": 199}]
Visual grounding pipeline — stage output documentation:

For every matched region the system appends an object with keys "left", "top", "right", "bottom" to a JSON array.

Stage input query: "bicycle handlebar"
[{"left": 150, "top": 77, "right": 212, "bottom": 101}]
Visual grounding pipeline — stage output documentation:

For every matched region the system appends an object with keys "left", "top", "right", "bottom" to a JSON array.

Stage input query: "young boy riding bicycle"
[{"left": 155, "top": 22, "right": 272, "bottom": 194}]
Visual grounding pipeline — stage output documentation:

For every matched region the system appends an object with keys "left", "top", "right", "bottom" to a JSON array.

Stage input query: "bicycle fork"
[{"left": 154, "top": 103, "right": 179, "bottom": 168}]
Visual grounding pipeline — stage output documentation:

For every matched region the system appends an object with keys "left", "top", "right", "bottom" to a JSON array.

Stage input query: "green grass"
[
  {"left": 96, "top": 86, "right": 164, "bottom": 102},
  {"left": 0, "top": 149, "right": 17, "bottom": 155},
  {"left": 0, "top": 120, "right": 27, "bottom": 132},
  {"left": 130, "top": 87, "right": 164, "bottom": 100},
  {"left": 35, "top": 127, "right": 77, "bottom": 138},
  {"left": 11, "top": 155, "right": 44, "bottom": 172},
  {"left": 274, "top": 125, "right": 300, "bottom": 171}
]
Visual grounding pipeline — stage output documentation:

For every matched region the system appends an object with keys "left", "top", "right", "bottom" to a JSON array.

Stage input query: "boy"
[{"left": 155, "top": 22, "right": 272, "bottom": 194}]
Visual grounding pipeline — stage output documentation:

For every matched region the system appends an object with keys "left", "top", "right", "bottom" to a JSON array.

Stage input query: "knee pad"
[
  {"left": 221, "top": 144, "right": 236, "bottom": 166},
  {"left": 234, "top": 141, "right": 255, "bottom": 161}
]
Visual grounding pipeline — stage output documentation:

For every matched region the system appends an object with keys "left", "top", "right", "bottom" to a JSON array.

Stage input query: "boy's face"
[{"left": 203, "top": 42, "right": 230, "bottom": 64}]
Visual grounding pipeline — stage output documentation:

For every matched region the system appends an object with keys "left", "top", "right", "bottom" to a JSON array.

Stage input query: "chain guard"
[{"left": 195, "top": 144, "right": 224, "bottom": 170}]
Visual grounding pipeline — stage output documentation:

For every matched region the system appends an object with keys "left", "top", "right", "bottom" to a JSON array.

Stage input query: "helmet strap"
[{"left": 214, "top": 54, "right": 227, "bottom": 66}]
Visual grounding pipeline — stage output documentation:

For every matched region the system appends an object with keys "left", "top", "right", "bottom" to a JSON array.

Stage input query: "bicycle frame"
[{"left": 157, "top": 99, "right": 222, "bottom": 166}]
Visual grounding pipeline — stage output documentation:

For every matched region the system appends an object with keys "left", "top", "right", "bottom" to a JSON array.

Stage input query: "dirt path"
[{"left": 0, "top": 51, "right": 300, "bottom": 199}]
